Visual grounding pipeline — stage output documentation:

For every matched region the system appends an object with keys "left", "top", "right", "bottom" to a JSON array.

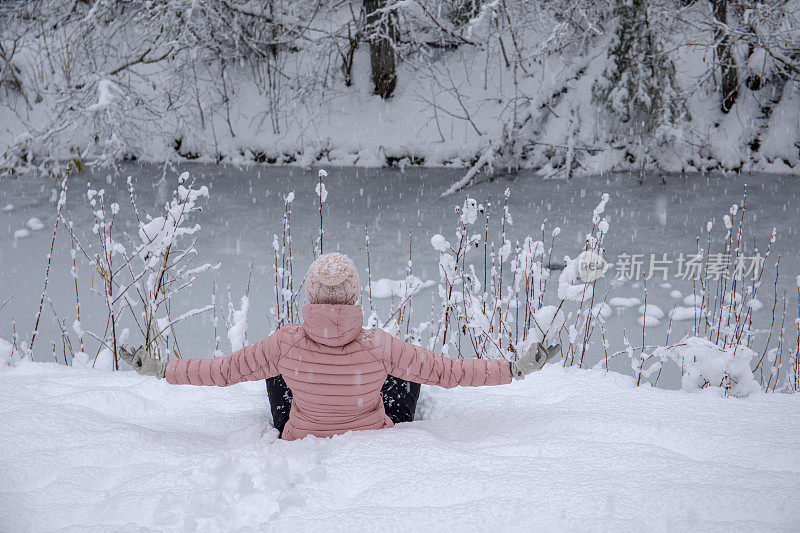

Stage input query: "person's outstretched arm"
[
  {"left": 120, "top": 332, "right": 283, "bottom": 386},
  {"left": 165, "top": 333, "right": 282, "bottom": 386},
  {"left": 375, "top": 330, "right": 513, "bottom": 388}
]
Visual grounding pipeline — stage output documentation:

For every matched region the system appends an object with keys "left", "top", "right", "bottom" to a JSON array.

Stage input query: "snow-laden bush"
[
  {"left": 592, "top": 0, "right": 686, "bottom": 131},
  {"left": 421, "top": 189, "right": 610, "bottom": 365},
  {"left": 17, "top": 167, "right": 800, "bottom": 397},
  {"left": 667, "top": 337, "right": 761, "bottom": 398},
  {"left": 348, "top": 181, "right": 793, "bottom": 397},
  {"left": 57, "top": 172, "right": 217, "bottom": 369}
]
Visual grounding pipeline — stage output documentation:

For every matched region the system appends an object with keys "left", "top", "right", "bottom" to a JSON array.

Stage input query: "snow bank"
[
  {"left": 2, "top": 362, "right": 798, "bottom": 531},
  {"left": 3, "top": 3, "right": 800, "bottom": 178}
]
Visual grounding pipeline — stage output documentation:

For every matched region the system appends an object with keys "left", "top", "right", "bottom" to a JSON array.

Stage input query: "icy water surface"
[{"left": 1, "top": 164, "right": 798, "bottom": 388}]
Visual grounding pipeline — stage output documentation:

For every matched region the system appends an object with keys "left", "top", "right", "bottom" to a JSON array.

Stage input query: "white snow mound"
[
  {"left": 26, "top": 217, "right": 45, "bottom": 231},
  {"left": 609, "top": 297, "right": 641, "bottom": 308}
]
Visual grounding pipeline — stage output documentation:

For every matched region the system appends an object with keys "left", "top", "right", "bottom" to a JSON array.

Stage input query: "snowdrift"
[{"left": 2, "top": 362, "right": 799, "bottom": 532}]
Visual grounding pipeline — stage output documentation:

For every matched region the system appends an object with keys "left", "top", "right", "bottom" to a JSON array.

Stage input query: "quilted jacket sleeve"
[
  {"left": 377, "top": 330, "right": 512, "bottom": 388},
  {"left": 165, "top": 331, "right": 282, "bottom": 387}
]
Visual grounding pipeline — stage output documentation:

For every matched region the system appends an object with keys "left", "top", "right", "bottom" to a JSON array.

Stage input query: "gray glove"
[
  {"left": 511, "top": 342, "right": 561, "bottom": 380},
  {"left": 119, "top": 345, "right": 167, "bottom": 379}
]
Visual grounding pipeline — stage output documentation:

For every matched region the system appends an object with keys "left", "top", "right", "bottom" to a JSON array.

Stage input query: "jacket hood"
[{"left": 301, "top": 304, "right": 364, "bottom": 347}]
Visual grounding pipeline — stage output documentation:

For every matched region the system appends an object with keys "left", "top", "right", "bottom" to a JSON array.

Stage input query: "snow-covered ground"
[{"left": 2, "top": 361, "right": 799, "bottom": 532}]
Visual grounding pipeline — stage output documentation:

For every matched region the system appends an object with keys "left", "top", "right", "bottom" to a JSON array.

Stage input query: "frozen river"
[{"left": 1, "top": 164, "right": 798, "bottom": 388}]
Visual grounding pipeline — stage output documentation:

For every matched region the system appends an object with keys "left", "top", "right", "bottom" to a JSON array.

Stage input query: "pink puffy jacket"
[{"left": 165, "top": 304, "right": 512, "bottom": 440}]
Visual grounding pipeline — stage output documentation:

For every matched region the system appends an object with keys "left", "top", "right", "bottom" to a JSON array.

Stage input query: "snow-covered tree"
[
  {"left": 365, "top": 0, "right": 398, "bottom": 99},
  {"left": 592, "top": 0, "right": 687, "bottom": 148}
]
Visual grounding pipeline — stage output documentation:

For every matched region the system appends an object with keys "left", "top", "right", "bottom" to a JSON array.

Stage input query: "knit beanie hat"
[{"left": 305, "top": 253, "right": 361, "bottom": 305}]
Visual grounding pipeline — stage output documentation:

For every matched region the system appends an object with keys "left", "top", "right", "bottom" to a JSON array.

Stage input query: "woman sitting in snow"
[{"left": 120, "top": 253, "right": 559, "bottom": 441}]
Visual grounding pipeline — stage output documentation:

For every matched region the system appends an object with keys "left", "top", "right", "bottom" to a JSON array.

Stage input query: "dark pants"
[{"left": 266, "top": 375, "right": 421, "bottom": 437}]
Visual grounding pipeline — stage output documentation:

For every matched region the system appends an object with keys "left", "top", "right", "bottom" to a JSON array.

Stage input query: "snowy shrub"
[
  {"left": 134, "top": 175, "right": 216, "bottom": 355},
  {"left": 417, "top": 189, "right": 611, "bottom": 366},
  {"left": 687, "top": 197, "right": 782, "bottom": 391},
  {"left": 593, "top": 0, "right": 686, "bottom": 131},
  {"left": 787, "top": 278, "right": 800, "bottom": 393},
  {"left": 788, "top": 343, "right": 800, "bottom": 394},
  {"left": 16, "top": 165, "right": 800, "bottom": 399},
  {"left": 557, "top": 255, "right": 593, "bottom": 302},
  {"left": 525, "top": 306, "right": 567, "bottom": 346},
  {"left": 667, "top": 337, "right": 761, "bottom": 398},
  {"left": 269, "top": 190, "right": 299, "bottom": 329},
  {"left": 59, "top": 172, "right": 217, "bottom": 369},
  {"left": 608, "top": 192, "right": 795, "bottom": 395}
]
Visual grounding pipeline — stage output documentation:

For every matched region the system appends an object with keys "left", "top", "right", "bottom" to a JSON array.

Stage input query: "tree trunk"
[
  {"left": 711, "top": 0, "right": 738, "bottom": 113},
  {"left": 364, "top": 0, "right": 397, "bottom": 99}
]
